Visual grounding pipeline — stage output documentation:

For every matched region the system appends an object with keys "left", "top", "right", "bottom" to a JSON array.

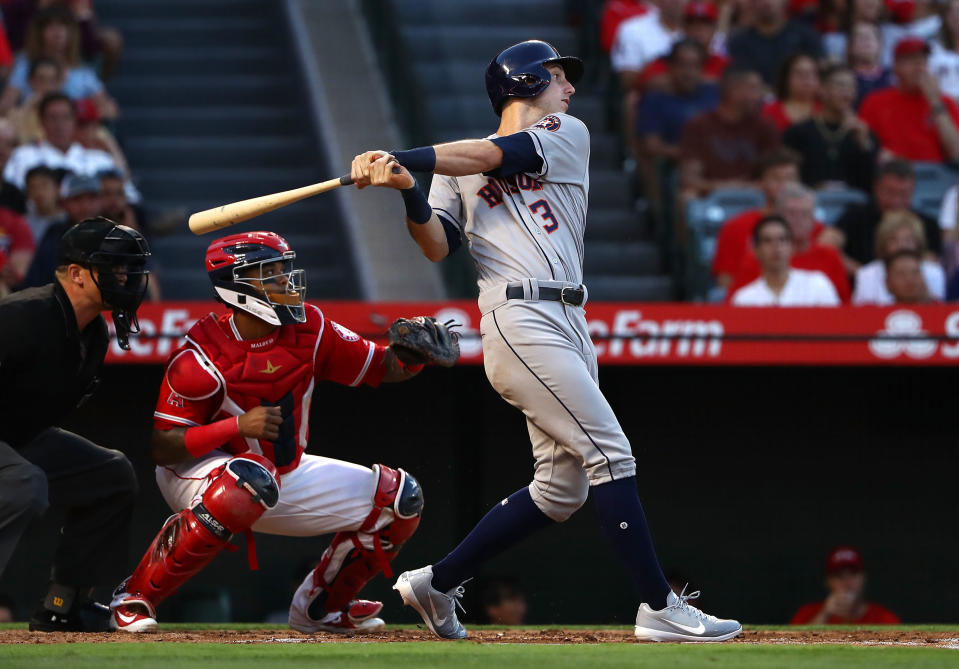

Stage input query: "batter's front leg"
[{"left": 482, "top": 304, "right": 671, "bottom": 610}]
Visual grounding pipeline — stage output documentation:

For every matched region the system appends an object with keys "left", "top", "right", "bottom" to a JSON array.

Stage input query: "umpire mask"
[{"left": 58, "top": 217, "right": 152, "bottom": 350}]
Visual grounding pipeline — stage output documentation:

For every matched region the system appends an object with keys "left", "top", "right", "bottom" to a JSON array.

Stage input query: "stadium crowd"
[
  {"left": 0, "top": 1, "right": 161, "bottom": 300},
  {"left": 603, "top": 0, "right": 959, "bottom": 305}
]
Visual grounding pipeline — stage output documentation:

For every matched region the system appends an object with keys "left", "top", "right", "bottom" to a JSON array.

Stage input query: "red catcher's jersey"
[{"left": 153, "top": 304, "right": 386, "bottom": 474}]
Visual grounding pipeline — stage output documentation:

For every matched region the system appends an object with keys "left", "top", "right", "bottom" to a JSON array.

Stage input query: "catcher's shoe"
[
  {"left": 109, "top": 578, "right": 158, "bottom": 633},
  {"left": 290, "top": 598, "right": 385, "bottom": 634},
  {"left": 393, "top": 565, "right": 467, "bottom": 640},
  {"left": 634, "top": 586, "right": 742, "bottom": 642},
  {"left": 110, "top": 603, "right": 157, "bottom": 633}
]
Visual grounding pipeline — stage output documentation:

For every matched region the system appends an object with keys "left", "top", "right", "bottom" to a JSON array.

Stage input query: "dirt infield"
[{"left": 1, "top": 628, "right": 958, "bottom": 647}]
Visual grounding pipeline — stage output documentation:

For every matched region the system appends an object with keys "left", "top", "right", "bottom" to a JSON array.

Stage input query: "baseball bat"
[{"left": 188, "top": 174, "right": 353, "bottom": 235}]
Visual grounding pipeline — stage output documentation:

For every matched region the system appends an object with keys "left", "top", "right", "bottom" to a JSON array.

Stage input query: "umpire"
[{"left": 0, "top": 217, "right": 151, "bottom": 631}]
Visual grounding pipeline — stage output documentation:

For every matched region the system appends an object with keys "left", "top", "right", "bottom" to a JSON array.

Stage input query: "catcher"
[{"left": 109, "top": 231, "right": 458, "bottom": 633}]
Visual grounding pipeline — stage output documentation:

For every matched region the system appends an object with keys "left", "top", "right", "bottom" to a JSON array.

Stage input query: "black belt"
[{"left": 505, "top": 284, "right": 585, "bottom": 306}]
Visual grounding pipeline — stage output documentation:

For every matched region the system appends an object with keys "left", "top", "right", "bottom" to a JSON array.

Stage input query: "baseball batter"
[
  {"left": 351, "top": 40, "right": 741, "bottom": 641},
  {"left": 109, "top": 231, "right": 457, "bottom": 633}
]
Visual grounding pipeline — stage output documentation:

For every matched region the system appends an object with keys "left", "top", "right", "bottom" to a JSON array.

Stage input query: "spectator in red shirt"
[
  {"left": 712, "top": 148, "right": 803, "bottom": 289},
  {"left": 858, "top": 36, "right": 959, "bottom": 162},
  {"left": 0, "top": 205, "right": 34, "bottom": 296},
  {"left": 791, "top": 546, "right": 900, "bottom": 625},
  {"left": 761, "top": 52, "right": 822, "bottom": 132},
  {"left": 639, "top": 1, "right": 730, "bottom": 91},
  {"left": 679, "top": 66, "right": 781, "bottom": 197},
  {"left": 729, "top": 183, "right": 851, "bottom": 300}
]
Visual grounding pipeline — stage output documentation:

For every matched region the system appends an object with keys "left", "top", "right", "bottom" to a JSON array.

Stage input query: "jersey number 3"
[{"left": 529, "top": 199, "right": 558, "bottom": 234}]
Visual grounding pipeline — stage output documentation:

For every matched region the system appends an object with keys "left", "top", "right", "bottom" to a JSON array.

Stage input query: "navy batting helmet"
[{"left": 485, "top": 40, "right": 583, "bottom": 116}]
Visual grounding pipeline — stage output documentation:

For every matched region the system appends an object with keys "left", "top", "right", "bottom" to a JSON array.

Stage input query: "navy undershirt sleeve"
[
  {"left": 484, "top": 132, "right": 543, "bottom": 178},
  {"left": 436, "top": 213, "right": 463, "bottom": 255}
]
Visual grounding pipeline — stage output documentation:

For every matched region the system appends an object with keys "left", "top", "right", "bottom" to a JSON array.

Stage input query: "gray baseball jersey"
[
  {"left": 428, "top": 112, "right": 589, "bottom": 292},
  {"left": 427, "top": 112, "right": 636, "bottom": 522}
]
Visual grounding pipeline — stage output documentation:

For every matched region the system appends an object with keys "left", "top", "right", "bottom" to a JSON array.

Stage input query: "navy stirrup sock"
[
  {"left": 592, "top": 476, "right": 670, "bottom": 610},
  {"left": 431, "top": 487, "right": 553, "bottom": 593}
]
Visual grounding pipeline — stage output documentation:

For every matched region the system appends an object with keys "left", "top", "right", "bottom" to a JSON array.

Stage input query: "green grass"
[
  {"left": 0, "top": 642, "right": 957, "bottom": 669},
  {"left": 1, "top": 624, "right": 957, "bottom": 668},
  {"left": 1, "top": 622, "right": 957, "bottom": 632}
]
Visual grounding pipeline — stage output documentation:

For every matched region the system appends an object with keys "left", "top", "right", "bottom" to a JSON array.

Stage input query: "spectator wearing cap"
[
  {"left": 853, "top": 210, "right": 944, "bottom": 303},
  {"left": 761, "top": 52, "right": 821, "bottom": 132},
  {"left": 783, "top": 65, "right": 878, "bottom": 191},
  {"left": 832, "top": 160, "right": 942, "bottom": 273},
  {"left": 728, "top": 183, "right": 851, "bottom": 300},
  {"left": 20, "top": 172, "right": 100, "bottom": 290},
  {"left": 848, "top": 21, "right": 895, "bottom": 107},
  {"left": 74, "top": 99, "right": 130, "bottom": 177},
  {"left": 727, "top": 0, "right": 823, "bottom": 88},
  {"left": 679, "top": 65, "right": 780, "bottom": 197},
  {"left": 730, "top": 215, "right": 840, "bottom": 306},
  {"left": 858, "top": 36, "right": 959, "bottom": 162},
  {"left": 3, "top": 92, "right": 139, "bottom": 204},
  {"left": 712, "top": 148, "right": 807, "bottom": 289},
  {"left": 791, "top": 546, "right": 900, "bottom": 625},
  {"left": 637, "top": 1, "right": 730, "bottom": 91}
]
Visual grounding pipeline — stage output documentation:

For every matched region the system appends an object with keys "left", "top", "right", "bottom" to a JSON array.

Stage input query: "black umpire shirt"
[{"left": 0, "top": 282, "right": 108, "bottom": 447}]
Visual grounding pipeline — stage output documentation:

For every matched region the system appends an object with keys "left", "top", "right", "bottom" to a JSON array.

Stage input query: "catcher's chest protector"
[{"left": 187, "top": 312, "right": 322, "bottom": 472}]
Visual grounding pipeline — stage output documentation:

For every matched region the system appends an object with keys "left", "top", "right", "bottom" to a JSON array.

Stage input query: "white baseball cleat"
[
  {"left": 109, "top": 579, "right": 158, "bottom": 633},
  {"left": 393, "top": 565, "right": 468, "bottom": 640},
  {"left": 287, "top": 564, "right": 386, "bottom": 634},
  {"left": 110, "top": 603, "right": 158, "bottom": 633},
  {"left": 290, "top": 600, "right": 386, "bottom": 634},
  {"left": 634, "top": 586, "right": 742, "bottom": 642}
]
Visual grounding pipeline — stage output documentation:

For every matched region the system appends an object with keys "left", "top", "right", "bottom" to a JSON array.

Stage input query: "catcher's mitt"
[{"left": 388, "top": 316, "right": 460, "bottom": 367}]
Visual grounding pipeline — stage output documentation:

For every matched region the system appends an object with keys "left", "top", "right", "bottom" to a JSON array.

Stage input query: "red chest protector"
[{"left": 186, "top": 308, "right": 324, "bottom": 473}]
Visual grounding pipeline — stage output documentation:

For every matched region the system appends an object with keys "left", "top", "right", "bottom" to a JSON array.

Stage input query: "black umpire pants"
[{"left": 0, "top": 428, "right": 138, "bottom": 588}]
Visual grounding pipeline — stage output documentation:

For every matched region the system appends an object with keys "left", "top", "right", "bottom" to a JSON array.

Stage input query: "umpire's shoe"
[
  {"left": 393, "top": 566, "right": 468, "bottom": 640},
  {"left": 28, "top": 585, "right": 112, "bottom": 633},
  {"left": 634, "top": 586, "right": 742, "bottom": 642}
]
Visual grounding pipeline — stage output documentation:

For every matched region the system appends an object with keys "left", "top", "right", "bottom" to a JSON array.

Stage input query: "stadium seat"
[
  {"left": 684, "top": 188, "right": 764, "bottom": 301},
  {"left": 912, "top": 161, "right": 958, "bottom": 195},
  {"left": 911, "top": 162, "right": 958, "bottom": 219},
  {"left": 687, "top": 188, "right": 765, "bottom": 237},
  {"left": 815, "top": 188, "right": 868, "bottom": 225}
]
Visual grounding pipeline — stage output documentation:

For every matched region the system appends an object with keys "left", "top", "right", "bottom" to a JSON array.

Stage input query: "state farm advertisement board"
[{"left": 105, "top": 301, "right": 959, "bottom": 366}]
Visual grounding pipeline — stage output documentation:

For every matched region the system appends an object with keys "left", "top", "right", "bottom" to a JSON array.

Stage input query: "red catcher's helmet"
[{"left": 205, "top": 231, "right": 306, "bottom": 325}]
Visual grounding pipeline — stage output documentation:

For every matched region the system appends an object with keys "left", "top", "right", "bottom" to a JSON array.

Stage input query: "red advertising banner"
[{"left": 105, "top": 301, "right": 959, "bottom": 366}]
